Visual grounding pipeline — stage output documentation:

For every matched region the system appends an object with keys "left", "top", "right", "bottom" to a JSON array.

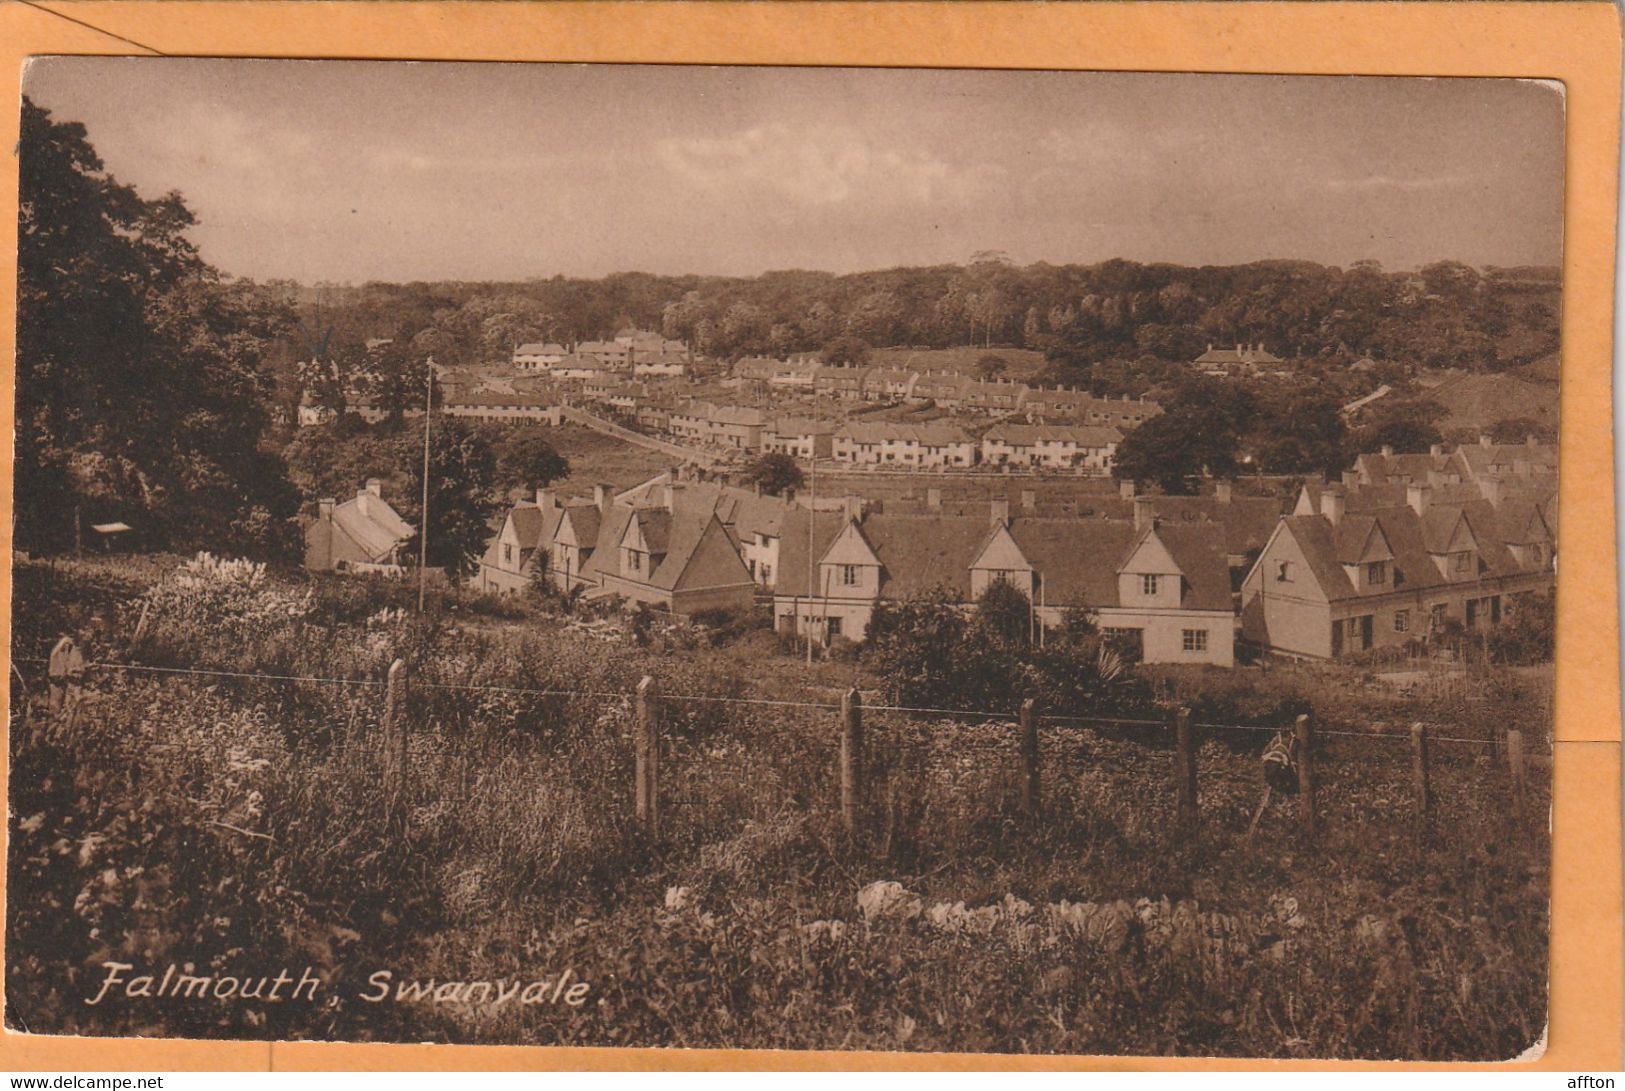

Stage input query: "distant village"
[
  {"left": 301, "top": 326, "right": 1169, "bottom": 475},
  {"left": 304, "top": 323, "right": 1559, "bottom": 673}
]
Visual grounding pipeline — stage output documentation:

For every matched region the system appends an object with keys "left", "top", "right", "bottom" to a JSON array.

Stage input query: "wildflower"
[{"left": 857, "top": 880, "right": 921, "bottom": 924}]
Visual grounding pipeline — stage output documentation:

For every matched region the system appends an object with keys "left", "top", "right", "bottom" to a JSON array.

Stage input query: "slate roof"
[
  {"left": 835, "top": 422, "right": 973, "bottom": 446},
  {"left": 330, "top": 491, "right": 413, "bottom": 562},
  {"left": 983, "top": 423, "right": 1124, "bottom": 447},
  {"left": 1280, "top": 497, "right": 1539, "bottom": 605}
]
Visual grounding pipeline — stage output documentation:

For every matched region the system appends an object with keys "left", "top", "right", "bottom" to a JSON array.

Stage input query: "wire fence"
[{"left": 17, "top": 637, "right": 1551, "bottom": 850}]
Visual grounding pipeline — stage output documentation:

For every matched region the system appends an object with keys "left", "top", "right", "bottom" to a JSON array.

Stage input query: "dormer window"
[
  {"left": 1366, "top": 561, "right": 1387, "bottom": 586},
  {"left": 840, "top": 564, "right": 860, "bottom": 587},
  {"left": 1140, "top": 574, "right": 1160, "bottom": 596},
  {"left": 1452, "top": 551, "right": 1472, "bottom": 576}
]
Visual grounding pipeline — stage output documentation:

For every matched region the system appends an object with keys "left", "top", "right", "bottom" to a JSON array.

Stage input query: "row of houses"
[
  {"left": 514, "top": 328, "right": 690, "bottom": 377},
  {"left": 322, "top": 434, "right": 1557, "bottom": 668},
  {"left": 731, "top": 359, "right": 1162, "bottom": 427}
]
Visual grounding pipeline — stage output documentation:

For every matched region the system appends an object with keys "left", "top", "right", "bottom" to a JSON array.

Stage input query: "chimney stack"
[
  {"left": 842, "top": 495, "right": 863, "bottom": 523},
  {"left": 1341, "top": 470, "right": 1359, "bottom": 488},
  {"left": 1430, "top": 443, "right": 1444, "bottom": 458},
  {"left": 1381, "top": 444, "right": 1394, "bottom": 458},
  {"left": 1133, "top": 495, "right": 1156, "bottom": 531},
  {"left": 927, "top": 487, "right": 942, "bottom": 511},
  {"left": 1215, "top": 479, "right": 1233, "bottom": 504},
  {"left": 318, "top": 498, "right": 335, "bottom": 521},
  {"left": 1020, "top": 488, "right": 1036, "bottom": 513},
  {"left": 1479, "top": 434, "right": 1493, "bottom": 448},
  {"left": 594, "top": 483, "right": 612, "bottom": 511},
  {"left": 366, "top": 478, "right": 382, "bottom": 498},
  {"left": 537, "top": 488, "right": 557, "bottom": 510},
  {"left": 1323, "top": 487, "right": 1345, "bottom": 526},
  {"left": 1526, "top": 434, "right": 1539, "bottom": 448},
  {"left": 1119, "top": 479, "right": 1136, "bottom": 499},
  {"left": 1407, "top": 482, "right": 1432, "bottom": 516},
  {"left": 1480, "top": 478, "right": 1504, "bottom": 507},
  {"left": 990, "top": 499, "right": 1010, "bottom": 528},
  {"left": 665, "top": 483, "right": 683, "bottom": 512}
]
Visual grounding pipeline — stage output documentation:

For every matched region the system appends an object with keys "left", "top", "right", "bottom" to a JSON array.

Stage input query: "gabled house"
[
  {"left": 833, "top": 423, "right": 977, "bottom": 468},
  {"left": 980, "top": 423, "right": 1123, "bottom": 471},
  {"left": 478, "top": 488, "right": 604, "bottom": 595},
  {"left": 578, "top": 484, "right": 757, "bottom": 615},
  {"left": 304, "top": 479, "right": 415, "bottom": 572},
  {"left": 763, "top": 418, "right": 836, "bottom": 460},
  {"left": 1193, "top": 342, "right": 1285, "bottom": 377},
  {"left": 812, "top": 366, "right": 869, "bottom": 400},
  {"left": 771, "top": 502, "right": 1234, "bottom": 664},
  {"left": 512, "top": 343, "right": 567, "bottom": 371},
  {"left": 1241, "top": 479, "right": 1556, "bottom": 658}
]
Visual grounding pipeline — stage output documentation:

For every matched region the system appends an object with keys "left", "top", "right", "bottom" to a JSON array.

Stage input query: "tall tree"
[{"left": 16, "top": 98, "right": 300, "bottom": 558}]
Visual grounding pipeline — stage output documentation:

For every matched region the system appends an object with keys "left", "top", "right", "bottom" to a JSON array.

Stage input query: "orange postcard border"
[{"left": 0, "top": 0, "right": 1617, "bottom": 1072}]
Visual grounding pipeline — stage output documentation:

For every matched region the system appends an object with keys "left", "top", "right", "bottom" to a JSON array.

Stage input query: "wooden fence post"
[
  {"left": 383, "top": 658, "right": 408, "bottom": 802},
  {"left": 1295, "top": 712, "right": 1317, "bottom": 841},
  {"left": 1173, "top": 707, "right": 1197, "bottom": 832},
  {"left": 841, "top": 687, "right": 864, "bottom": 836},
  {"left": 1506, "top": 728, "right": 1526, "bottom": 817},
  {"left": 635, "top": 675, "right": 660, "bottom": 835},
  {"left": 1019, "top": 697, "right": 1040, "bottom": 819},
  {"left": 1410, "top": 721, "right": 1432, "bottom": 815}
]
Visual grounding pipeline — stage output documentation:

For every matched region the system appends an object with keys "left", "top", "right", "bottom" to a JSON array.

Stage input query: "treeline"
[{"left": 282, "top": 254, "right": 1560, "bottom": 378}]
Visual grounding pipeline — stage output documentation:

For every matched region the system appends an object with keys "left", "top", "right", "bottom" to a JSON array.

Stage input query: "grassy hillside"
[
  {"left": 7, "top": 556, "right": 1550, "bottom": 1057},
  {"left": 1420, "top": 370, "right": 1560, "bottom": 437}
]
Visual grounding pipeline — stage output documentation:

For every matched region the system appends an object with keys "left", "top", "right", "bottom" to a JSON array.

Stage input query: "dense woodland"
[
  {"left": 17, "top": 96, "right": 1561, "bottom": 561},
  {"left": 272, "top": 253, "right": 1560, "bottom": 379}
]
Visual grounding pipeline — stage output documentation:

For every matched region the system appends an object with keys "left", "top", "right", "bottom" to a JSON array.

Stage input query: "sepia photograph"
[{"left": 9, "top": 59, "right": 1562, "bottom": 1059}]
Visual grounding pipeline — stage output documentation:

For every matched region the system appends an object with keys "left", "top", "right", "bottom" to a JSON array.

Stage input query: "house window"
[
  {"left": 1275, "top": 560, "right": 1294, "bottom": 582},
  {"left": 840, "top": 564, "right": 860, "bottom": 587},
  {"left": 827, "top": 616, "right": 843, "bottom": 639},
  {"left": 627, "top": 550, "right": 642, "bottom": 573},
  {"left": 760, "top": 564, "right": 773, "bottom": 583},
  {"left": 1140, "top": 574, "right": 1160, "bottom": 596},
  {"left": 1366, "top": 561, "right": 1387, "bottom": 586},
  {"left": 503, "top": 544, "right": 514, "bottom": 564},
  {"left": 1394, "top": 609, "right": 1410, "bottom": 633},
  {"left": 1430, "top": 603, "right": 1447, "bottom": 629},
  {"left": 1182, "top": 629, "right": 1208, "bottom": 652},
  {"left": 1452, "top": 551, "right": 1472, "bottom": 575}
]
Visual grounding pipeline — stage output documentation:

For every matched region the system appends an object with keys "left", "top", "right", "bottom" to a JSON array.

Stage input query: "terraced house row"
[
  {"left": 473, "top": 436, "right": 1557, "bottom": 665},
  {"left": 732, "top": 359, "right": 1163, "bottom": 427}
]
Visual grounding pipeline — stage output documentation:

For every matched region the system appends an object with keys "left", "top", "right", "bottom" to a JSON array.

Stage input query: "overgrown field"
[{"left": 7, "top": 557, "right": 1550, "bottom": 1058}]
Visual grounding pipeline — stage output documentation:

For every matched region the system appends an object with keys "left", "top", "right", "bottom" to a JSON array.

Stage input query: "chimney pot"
[
  {"left": 1323, "top": 487, "right": 1346, "bottom": 526},
  {"left": 1407, "top": 482, "right": 1431, "bottom": 516}
]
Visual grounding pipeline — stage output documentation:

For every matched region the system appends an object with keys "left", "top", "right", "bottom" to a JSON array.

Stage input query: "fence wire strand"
[{"left": 14, "top": 655, "right": 1546, "bottom": 751}]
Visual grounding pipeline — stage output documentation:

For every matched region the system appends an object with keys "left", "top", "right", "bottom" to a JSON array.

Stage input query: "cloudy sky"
[{"left": 23, "top": 59, "right": 1564, "bottom": 283}]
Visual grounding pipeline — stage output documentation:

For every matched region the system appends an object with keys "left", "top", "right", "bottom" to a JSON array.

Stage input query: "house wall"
[{"left": 1097, "top": 607, "right": 1234, "bottom": 667}]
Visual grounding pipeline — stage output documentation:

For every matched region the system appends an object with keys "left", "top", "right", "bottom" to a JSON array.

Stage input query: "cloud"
[{"left": 654, "top": 122, "right": 1000, "bottom": 207}]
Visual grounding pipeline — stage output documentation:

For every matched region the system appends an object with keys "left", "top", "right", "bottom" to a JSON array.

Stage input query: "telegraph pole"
[{"left": 417, "top": 360, "right": 433, "bottom": 614}]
